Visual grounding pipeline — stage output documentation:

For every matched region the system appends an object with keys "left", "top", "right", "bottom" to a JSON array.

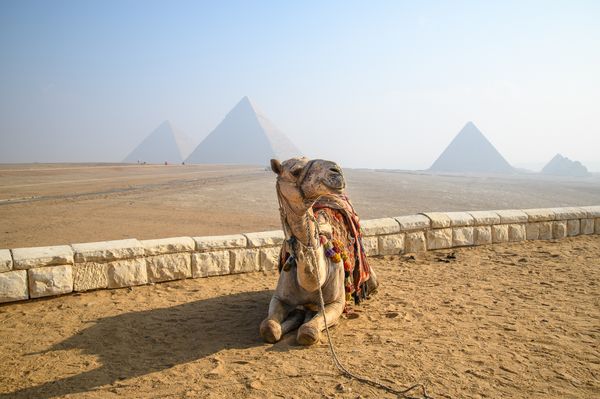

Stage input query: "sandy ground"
[
  {"left": 0, "top": 236, "right": 598, "bottom": 399},
  {"left": 1, "top": 163, "right": 600, "bottom": 248}
]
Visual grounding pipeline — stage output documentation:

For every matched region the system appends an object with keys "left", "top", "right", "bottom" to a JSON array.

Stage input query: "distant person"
[{"left": 164, "top": 161, "right": 168, "bottom": 166}]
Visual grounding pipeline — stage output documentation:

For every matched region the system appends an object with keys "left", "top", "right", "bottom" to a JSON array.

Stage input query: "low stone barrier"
[{"left": 1, "top": 206, "right": 599, "bottom": 304}]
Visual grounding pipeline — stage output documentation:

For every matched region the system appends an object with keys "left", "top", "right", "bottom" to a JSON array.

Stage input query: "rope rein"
[{"left": 306, "top": 217, "right": 433, "bottom": 399}]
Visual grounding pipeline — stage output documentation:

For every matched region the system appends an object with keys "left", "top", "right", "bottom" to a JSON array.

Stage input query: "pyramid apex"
[{"left": 157, "top": 120, "right": 175, "bottom": 131}]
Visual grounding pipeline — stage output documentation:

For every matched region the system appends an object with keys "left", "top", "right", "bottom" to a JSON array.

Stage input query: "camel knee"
[
  {"left": 260, "top": 319, "right": 282, "bottom": 343},
  {"left": 297, "top": 323, "right": 320, "bottom": 346}
]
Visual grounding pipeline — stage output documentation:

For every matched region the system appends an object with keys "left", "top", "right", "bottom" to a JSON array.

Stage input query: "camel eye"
[{"left": 291, "top": 168, "right": 302, "bottom": 177}]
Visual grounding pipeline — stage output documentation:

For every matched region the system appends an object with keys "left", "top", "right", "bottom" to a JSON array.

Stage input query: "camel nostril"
[{"left": 329, "top": 167, "right": 340, "bottom": 173}]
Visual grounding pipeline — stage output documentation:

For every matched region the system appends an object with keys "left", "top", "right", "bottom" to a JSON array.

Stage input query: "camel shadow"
[{"left": 2, "top": 289, "right": 273, "bottom": 399}]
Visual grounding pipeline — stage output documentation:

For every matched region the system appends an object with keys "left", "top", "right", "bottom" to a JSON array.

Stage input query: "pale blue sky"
[{"left": 1, "top": 1, "right": 599, "bottom": 170}]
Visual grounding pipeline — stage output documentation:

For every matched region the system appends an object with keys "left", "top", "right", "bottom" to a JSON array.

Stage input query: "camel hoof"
[
  {"left": 260, "top": 319, "right": 282, "bottom": 343},
  {"left": 297, "top": 324, "right": 320, "bottom": 345}
]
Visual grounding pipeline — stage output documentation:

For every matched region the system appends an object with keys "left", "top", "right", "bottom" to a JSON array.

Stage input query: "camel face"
[
  {"left": 271, "top": 157, "right": 345, "bottom": 203},
  {"left": 299, "top": 159, "right": 345, "bottom": 201}
]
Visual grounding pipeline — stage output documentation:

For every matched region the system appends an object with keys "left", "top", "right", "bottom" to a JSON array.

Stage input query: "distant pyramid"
[
  {"left": 123, "top": 121, "right": 195, "bottom": 164},
  {"left": 541, "top": 154, "right": 589, "bottom": 177},
  {"left": 429, "top": 122, "right": 514, "bottom": 174},
  {"left": 185, "top": 96, "right": 301, "bottom": 165}
]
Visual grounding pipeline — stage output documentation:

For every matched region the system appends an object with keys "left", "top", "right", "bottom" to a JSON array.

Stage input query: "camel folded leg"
[
  {"left": 260, "top": 296, "right": 297, "bottom": 343},
  {"left": 297, "top": 294, "right": 345, "bottom": 345}
]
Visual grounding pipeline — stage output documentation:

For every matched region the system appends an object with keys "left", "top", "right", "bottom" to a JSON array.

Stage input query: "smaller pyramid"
[
  {"left": 123, "top": 121, "right": 195, "bottom": 164},
  {"left": 541, "top": 154, "right": 589, "bottom": 177},
  {"left": 429, "top": 122, "right": 513, "bottom": 174},
  {"left": 186, "top": 97, "right": 301, "bottom": 165}
]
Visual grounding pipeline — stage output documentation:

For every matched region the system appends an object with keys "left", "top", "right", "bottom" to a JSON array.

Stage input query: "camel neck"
[{"left": 285, "top": 207, "right": 318, "bottom": 248}]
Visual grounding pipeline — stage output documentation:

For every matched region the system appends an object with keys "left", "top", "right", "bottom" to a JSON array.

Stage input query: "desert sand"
[
  {"left": 1, "top": 236, "right": 598, "bottom": 398},
  {"left": 1, "top": 163, "right": 599, "bottom": 248}
]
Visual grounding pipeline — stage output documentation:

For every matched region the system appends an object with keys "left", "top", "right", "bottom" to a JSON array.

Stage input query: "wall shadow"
[{"left": 2, "top": 290, "right": 273, "bottom": 399}]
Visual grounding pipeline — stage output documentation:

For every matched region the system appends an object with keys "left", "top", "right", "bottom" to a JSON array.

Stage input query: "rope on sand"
[{"left": 313, "top": 251, "right": 434, "bottom": 399}]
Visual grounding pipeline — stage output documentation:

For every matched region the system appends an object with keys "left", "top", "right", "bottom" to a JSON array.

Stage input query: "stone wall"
[{"left": 1, "top": 206, "right": 599, "bottom": 304}]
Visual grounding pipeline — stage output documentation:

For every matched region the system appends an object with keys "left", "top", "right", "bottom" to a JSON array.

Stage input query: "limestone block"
[
  {"left": 0, "top": 270, "right": 28, "bottom": 303},
  {"left": 552, "top": 207, "right": 586, "bottom": 221},
  {"left": 146, "top": 253, "right": 192, "bottom": 283},
  {"left": 378, "top": 234, "right": 404, "bottom": 255},
  {"left": 395, "top": 215, "right": 430, "bottom": 231},
  {"left": 72, "top": 239, "right": 144, "bottom": 263},
  {"left": 579, "top": 206, "right": 600, "bottom": 218},
  {"left": 452, "top": 227, "right": 474, "bottom": 247},
  {"left": 73, "top": 262, "right": 108, "bottom": 291},
  {"left": 581, "top": 219, "right": 595, "bottom": 235},
  {"left": 12, "top": 245, "right": 74, "bottom": 270},
  {"left": 404, "top": 231, "right": 426, "bottom": 253},
  {"left": 192, "top": 251, "right": 230, "bottom": 277},
  {"left": 567, "top": 219, "right": 580, "bottom": 237},
  {"left": 360, "top": 218, "right": 400, "bottom": 236},
  {"left": 538, "top": 222, "right": 553, "bottom": 240},
  {"left": 229, "top": 249, "right": 260, "bottom": 274},
  {"left": 526, "top": 223, "right": 540, "bottom": 240},
  {"left": 362, "top": 236, "right": 379, "bottom": 256},
  {"left": 0, "top": 249, "right": 12, "bottom": 272},
  {"left": 491, "top": 225, "right": 509, "bottom": 243},
  {"left": 244, "top": 230, "right": 285, "bottom": 248},
  {"left": 260, "top": 247, "right": 281, "bottom": 272},
  {"left": 596, "top": 218, "right": 600, "bottom": 234},
  {"left": 495, "top": 210, "right": 528, "bottom": 224},
  {"left": 446, "top": 212, "right": 474, "bottom": 227},
  {"left": 523, "top": 208, "right": 555, "bottom": 222},
  {"left": 553, "top": 221, "right": 567, "bottom": 239},
  {"left": 468, "top": 211, "right": 501, "bottom": 226},
  {"left": 27, "top": 265, "right": 73, "bottom": 298},
  {"left": 426, "top": 228, "right": 452, "bottom": 250},
  {"left": 508, "top": 224, "right": 526, "bottom": 242},
  {"left": 107, "top": 258, "right": 147, "bottom": 288},
  {"left": 193, "top": 234, "right": 247, "bottom": 252},
  {"left": 141, "top": 236, "right": 195, "bottom": 256},
  {"left": 473, "top": 226, "right": 492, "bottom": 246},
  {"left": 421, "top": 212, "right": 451, "bottom": 228}
]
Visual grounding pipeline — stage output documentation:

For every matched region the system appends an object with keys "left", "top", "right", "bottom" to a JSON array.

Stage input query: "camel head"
[{"left": 271, "top": 157, "right": 345, "bottom": 211}]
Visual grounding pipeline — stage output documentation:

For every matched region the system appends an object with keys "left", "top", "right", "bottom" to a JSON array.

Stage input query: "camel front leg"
[
  {"left": 297, "top": 294, "right": 345, "bottom": 345},
  {"left": 260, "top": 296, "right": 294, "bottom": 343}
]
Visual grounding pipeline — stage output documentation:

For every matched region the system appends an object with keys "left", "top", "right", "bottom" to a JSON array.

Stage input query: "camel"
[{"left": 260, "top": 157, "right": 378, "bottom": 345}]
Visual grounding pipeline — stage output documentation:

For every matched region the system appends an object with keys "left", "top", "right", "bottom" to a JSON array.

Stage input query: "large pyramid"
[
  {"left": 123, "top": 121, "right": 195, "bottom": 164},
  {"left": 185, "top": 96, "right": 301, "bottom": 164},
  {"left": 429, "top": 122, "right": 514, "bottom": 174}
]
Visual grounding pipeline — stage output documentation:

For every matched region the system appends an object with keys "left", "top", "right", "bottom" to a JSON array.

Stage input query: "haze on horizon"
[{"left": 0, "top": 1, "right": 599, "bottom": 171}]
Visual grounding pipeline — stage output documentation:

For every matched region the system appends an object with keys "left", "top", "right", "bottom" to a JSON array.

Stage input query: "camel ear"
[{"left": 270, "top": 159, "right": 282, "bottom": 175}]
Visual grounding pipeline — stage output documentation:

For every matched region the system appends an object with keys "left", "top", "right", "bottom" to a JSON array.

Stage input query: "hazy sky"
[{"left": 1, "top": 1, "right": 599, "bottom": 170}]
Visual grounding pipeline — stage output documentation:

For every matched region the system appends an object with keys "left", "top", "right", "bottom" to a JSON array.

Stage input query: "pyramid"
[
  {"left": 185, "top": 97, "right": 301, "bottom": 165},
  {"left": 541, "top": 154, "right": 589, "bottom": 177},
  {"left": 429, "top": 122, "right": 514, "bottom": 174},
  {"left": 123, "top": 121, "right": 195, "bottom": 164}
]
